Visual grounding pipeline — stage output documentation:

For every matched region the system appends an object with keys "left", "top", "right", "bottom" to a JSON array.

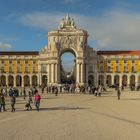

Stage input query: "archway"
[
  {"left": 16, "top": 75, "right": 22, "bottom": 86},
  {"left": 41, "top": 75, "right": 47, "bottom": 87},
  {"left": 114, "top": 75, "right": 119, "bottom": 86},
  {"left": 106, "top": 75, "right": 112, "bottom": 86},
  {"left": 8, "top": 75, "right": 14, "bottom": 87},
  {"left": 1, "top": 75, "right": 6, "bottom": 86},
  {"left": 130, "top": 75, "right": 135, "bottom": 86},
  {"left": 122, "top": 75, "right": 127, "bottom": 86},
  {"left": 60, "top": 51, "right": 76, "bottom": 84},
  {"left": 88, "top": 75, "right": 94, "bottom": 86},
  {"left": 98, "top": 75, "right": 104, "bottom": 85},
  {"left": 138, "top": 75, "right": 140, "bottom": 86},
  {"left": 24, "top": 75, "right": 30, "bottom": 87}
]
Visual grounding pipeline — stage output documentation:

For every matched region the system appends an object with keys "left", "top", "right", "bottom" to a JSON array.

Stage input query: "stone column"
[
  {"left": 111, "top": 75, "right": 114, "bottom": 86},
  {"left": 6, "top": 75, "right": 8, "bottom": 87},
  {"left": 119, "top": 75, "right": 122, "bottom": 87},
  {"left": 51, "top": 64, "right": 54, "bottom": 83},
  {"left": 135, "top": 75, "right": 138, "bottom": 87},
  {"left": 76, "top": 63, "right": 80, "bottom": 83},
  {"left": 86, "top": 64, "right": 89, "bottom": 84},
  {"left": 57, "top": 62, "right": 60, "bottom": 84},
  {"left": 30, "top": 75, "right": 32, "bottom": 87},
  {"left": 104, "top": 74, "right": 106, "bottom": 86},
  {"left": 22, "top": 75, "right": 24, "bottom": 87},
  {"left": 54, "top": 64, "right": 55, "bottom": 83},
  {"left": 55, "top": 64, "right": 58, "bottom": 83},
  {"left": 81, "top": 63, "right": 84, "bottom": 84},
  {"left": 38, "top": 64, "right": 41, "bottom": 86},
  {"left": 127, "top": 75, "right": 130, "bottom": 87},
  {"left": 14, "top": 75, "right": 16, "bottom": 87}
]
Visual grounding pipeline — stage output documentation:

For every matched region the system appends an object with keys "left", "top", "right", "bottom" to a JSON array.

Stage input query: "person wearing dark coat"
[
  {"left": 11, "top": 95, "right": 16, "bottom": 112},
  {"left": 0, "top": 94, "right": 6, "bottom": 112},
  {"left": 117, "top": 87, "right": 121, "bottom": 100}
]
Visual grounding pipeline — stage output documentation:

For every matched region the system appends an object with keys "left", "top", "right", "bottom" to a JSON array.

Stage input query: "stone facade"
[{"left": 0, "top": 15, "right": 140, "bottom": 88}]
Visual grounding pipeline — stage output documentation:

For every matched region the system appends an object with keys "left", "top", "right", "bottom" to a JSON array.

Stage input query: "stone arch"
[
  {"left": 42, "top": 75, "right": 48, "bottom": 86},
  {"left": 138, "top": 75, "right": 140, "bottom": 86},
  {"left": 114, "top": 75, "right": 119, "bottom": 86},
  {"left": 8, "top": 75, "right": 14, "bottom": 87},
  {"left": 88, "top": 75, "right": 94, "bottom": 86},
  {"left": 106, "top": 75, "right": 112, "bottom": 86},
  {"left": 16, "top": 75, "right": 22, "bottom": 86},
  {"left": 32, "top": 75, "right": 38, "bottom": 86},
  {"left": 0, "top": 75, "right": 6, "bottom": 86},
  {"left": 59, "top": 47, "right": 77, "bottom": 58},
  {"left": 122, "top": 75, "right": 127, "bottom": 86},
  {"left": 59, "top": 48, "right": 77, "bottom": 84},
  {"left": 98, "top": 75, "right": 104, "bottom": 85},
  {"left": 24, "top": 75, "right": 30, "bottom": 87}
]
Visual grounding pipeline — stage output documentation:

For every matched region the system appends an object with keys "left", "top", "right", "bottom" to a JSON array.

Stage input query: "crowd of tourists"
[
  {"left": 0, "top": 87, "right": 41, "bottom": 112},
  {"left": 0, "top": 82, "right": 133, "bottom": 113}
]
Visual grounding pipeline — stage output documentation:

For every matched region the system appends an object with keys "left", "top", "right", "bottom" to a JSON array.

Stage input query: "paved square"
[{"left": 1, "top": 89, "right": 140, "bottom": 140}]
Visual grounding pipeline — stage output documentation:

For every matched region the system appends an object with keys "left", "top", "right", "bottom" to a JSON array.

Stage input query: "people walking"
[
  {"left": 34, "top": 90, "right": 41, "bottom": 111},
  {"left": 117, "top": 87, "right": 121, "bottom": 100},
  {"left": 11, "top": 95, "right": 16, "bottom": 112},
  {"left": 25, "top": 94, "right": 32, "bottom": 111},
  {"left": 54, "top": 86, "right": 58, "bottom": 96},
  {"left": 23, "top": 88, "right": 26, "bottom": 99},
  {"left": 0, "top": 94, "right": 6, "bottom": 112}
]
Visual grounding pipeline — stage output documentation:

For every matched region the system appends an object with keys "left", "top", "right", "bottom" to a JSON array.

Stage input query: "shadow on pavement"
[
  {"left": 88, "top": 110, "right": 140, "bottom": 126},
  {"left": 11, "top": 106, "right": 90, "bottom": 112}
]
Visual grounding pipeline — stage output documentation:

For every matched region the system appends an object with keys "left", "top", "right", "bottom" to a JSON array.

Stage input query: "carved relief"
[{"left": 59, "top": 36, "right": 77, "bottom": 48}]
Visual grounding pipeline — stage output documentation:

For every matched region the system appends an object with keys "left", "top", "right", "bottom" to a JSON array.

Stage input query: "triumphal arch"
[{"left": 39, "top": 15, "right": 97, "bottom": 86}]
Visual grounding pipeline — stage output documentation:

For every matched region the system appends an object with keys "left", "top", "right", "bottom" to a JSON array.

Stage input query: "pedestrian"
[
  {"left": 23, "top": 88, "right": 26, "bottom": 99},
  {"left": 34, "top": 90, "right": 41, "bottom": 111},
  {"left": 11, "top": 95, "right": 16, "bottom": 112},
  {"left": 98, "top": 85, "right": 102, "bottom": 97},
  {"left": 54, "top": 87, "right": 58, "bottom": 96},
  {"left": 0, "top": 94, "right": 6, "bottom": 112},
  {"left": 117, "top": 87, "right": 121, "bottom": 100},
  {"left": 25, "top": 94, "right": 32, "bottom": 111}
]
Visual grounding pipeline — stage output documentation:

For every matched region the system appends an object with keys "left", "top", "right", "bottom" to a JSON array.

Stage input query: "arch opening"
[{"left": 60, "top": 51, "right": 76, "bottom": 84}]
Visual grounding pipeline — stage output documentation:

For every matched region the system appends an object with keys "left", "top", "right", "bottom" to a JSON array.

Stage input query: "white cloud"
[
  {"left": 0, "top": 42, "right": 12, "bottom": 51},
  {"left": 18, "top": 10, "right": 140, "bottom": 50}
]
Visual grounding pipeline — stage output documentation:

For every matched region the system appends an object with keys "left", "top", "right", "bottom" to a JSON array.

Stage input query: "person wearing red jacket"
[{"left": 34, "top": 90, "right": 41, "bottom": 111}]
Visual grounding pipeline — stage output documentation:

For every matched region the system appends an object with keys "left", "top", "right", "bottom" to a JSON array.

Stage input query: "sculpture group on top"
[{"left": 60, "top": 14, "right": 76, "bottom": 30}]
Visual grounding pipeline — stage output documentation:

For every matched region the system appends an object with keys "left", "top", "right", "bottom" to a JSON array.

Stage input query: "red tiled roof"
[
  {"left": 0, "top": 51, "right": 39, "bottom": 55},
  {"left": 97, "top": 51, "right": 140, "bottom": 55}
]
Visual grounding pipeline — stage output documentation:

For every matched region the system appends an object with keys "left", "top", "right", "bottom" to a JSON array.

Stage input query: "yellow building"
[
  {"left": 0, "top": 16, "right": 140, "bottom": 89},
  {"left": 97, "top": 51, "right": 140, "bottom": 88}
]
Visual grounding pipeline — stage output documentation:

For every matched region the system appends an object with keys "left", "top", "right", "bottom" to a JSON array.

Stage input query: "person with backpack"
[{"left": 34, "top": 90, "right": 41, "bottom": 111}]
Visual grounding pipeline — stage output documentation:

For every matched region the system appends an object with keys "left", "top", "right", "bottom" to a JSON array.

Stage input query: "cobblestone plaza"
[{"left": 1, "top": 90, "right": 140, "bottom": 140}]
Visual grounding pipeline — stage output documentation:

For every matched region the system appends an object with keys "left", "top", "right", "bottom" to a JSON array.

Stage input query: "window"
[
  {"left": 9, "top": 66, "right": 12, "bottom": 73},
  {"left": 132, "top": 66, "right": 135, "bottom": 72},
  {"left": 25, "top": 66, "right": 28, "bottom": 72},
  {"left": 108, "top": 66, "right": 111, "bottom": 72},
  {"left": 33, "top": 66, "right": 36, "bottom": 72},
  {"left": 100, "top": 65, "right": 104, "bottom": 72},
  {"left": 89, "top": 66, "right": 93, "bottom": 72},
  {"left": 17, "top": 64, "right": 20, "bottom": 72},
  {"left": 124, "top": 66, "right": 127, "bottom": 72},
  {"left": 116, "top": 65, "right": 119, "bottom": 72},
  {"left": 41, "top": 65, "right": 46, "bottom": 73}
]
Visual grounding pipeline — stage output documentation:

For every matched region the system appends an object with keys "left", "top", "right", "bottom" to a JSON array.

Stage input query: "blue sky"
[{"left": 0, "top": 0, "right": 140, "bottom": 52}]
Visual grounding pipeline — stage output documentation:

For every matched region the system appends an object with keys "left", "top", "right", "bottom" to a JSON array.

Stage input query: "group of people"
[{"left": 0, "top": 89, "right": 41, "bottom": 112}]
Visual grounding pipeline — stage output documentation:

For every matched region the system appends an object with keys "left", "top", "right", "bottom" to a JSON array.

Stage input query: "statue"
[
  {"left": 60, "top": 18, "right": 65, "bottom": 29},
  {"left": 71, "top": 18, "right": 76, "bottom": 29}
]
